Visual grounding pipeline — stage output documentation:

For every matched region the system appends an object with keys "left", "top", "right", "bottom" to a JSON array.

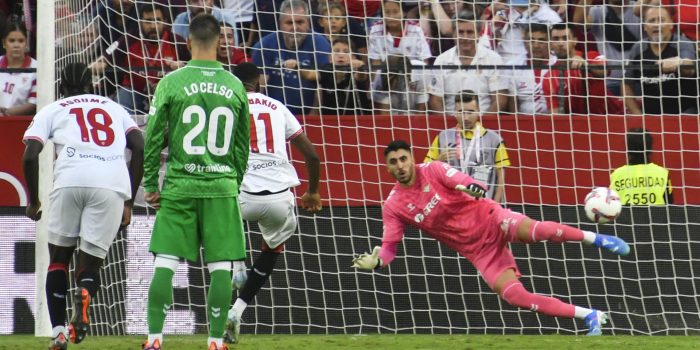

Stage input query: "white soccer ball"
[{"left": 584, "top": 187, "right": 622, "bottom": 224}]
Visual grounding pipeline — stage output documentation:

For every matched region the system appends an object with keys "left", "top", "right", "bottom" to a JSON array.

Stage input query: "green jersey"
[{"left": 144, "top": 60, "right": 250, "bottom": 198}]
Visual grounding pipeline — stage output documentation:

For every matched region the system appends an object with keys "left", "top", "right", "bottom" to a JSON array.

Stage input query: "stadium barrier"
[{"left": 1, "top": 114, "right": 698, "bottom": 206}]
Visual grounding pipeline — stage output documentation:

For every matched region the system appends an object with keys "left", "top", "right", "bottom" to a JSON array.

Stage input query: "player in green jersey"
[{"left": 142, "top": 13, "right": 249, "bottom": 350}]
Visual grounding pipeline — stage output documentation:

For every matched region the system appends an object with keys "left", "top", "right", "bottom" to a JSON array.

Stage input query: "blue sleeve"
[
  {"left": 251, "top": 38, "right": 263, "bottom": 66},
  {"left": 172, "top": 13, "right": 189, "bottom": 39},
  {"left": 315, "top": 35, "right": 331, "bottom": 66}
]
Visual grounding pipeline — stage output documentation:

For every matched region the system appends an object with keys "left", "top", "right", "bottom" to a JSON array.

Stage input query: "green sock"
[
  {"left": 208, "top": 269, "right": 233, "bottom": 338},
  {"left": 147, "top": 267, "right": 174, "bottom": 334}
]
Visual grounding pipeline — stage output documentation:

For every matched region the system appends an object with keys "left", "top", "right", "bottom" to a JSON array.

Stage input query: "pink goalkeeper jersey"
[{"left": 379, "top": 161, "right": 501, "bottom": 265}]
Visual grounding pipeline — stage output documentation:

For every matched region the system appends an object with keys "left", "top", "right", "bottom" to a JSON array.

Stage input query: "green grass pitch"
[{"left": 1, "top": 335, "right": 699, "bottom": 350}]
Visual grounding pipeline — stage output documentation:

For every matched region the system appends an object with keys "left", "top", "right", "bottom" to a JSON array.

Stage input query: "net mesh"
[{"left": 39, "top": 0, "right": 700, "bottom": 337}]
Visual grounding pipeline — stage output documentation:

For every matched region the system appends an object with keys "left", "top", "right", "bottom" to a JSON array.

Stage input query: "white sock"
[
  {"left": 574, "top": 306, "right": 594, "bottom": 320},
  {"left": 52, "top": 325, "right": 66, "bottom": 338},
  {"left": 148, "top": 333, "right": 163, "bottom": 345},
  {"left": 233, "top": 260, "right": 246, "bottom": 273},
  {"left": 233, "top": 298, "right": 248, "bottom": 318},
  {"left": 582, "top": 231, "right": 597, "bottom": 245},
  {"left": 207, "top": 337, "right": 223, "bottom": 347}
]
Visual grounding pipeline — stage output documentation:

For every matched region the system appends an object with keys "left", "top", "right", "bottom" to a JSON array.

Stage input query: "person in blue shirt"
[
  {"left": 251, "top": 0, "right": 331, "bottom": 115},
  {"left": 173, "top": 0, "right": 238, "bottom": 41}
]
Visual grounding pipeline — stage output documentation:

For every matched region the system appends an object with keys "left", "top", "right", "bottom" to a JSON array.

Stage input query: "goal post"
[{"left": 34, "top": 0, "right": 55, "bottom": 337}]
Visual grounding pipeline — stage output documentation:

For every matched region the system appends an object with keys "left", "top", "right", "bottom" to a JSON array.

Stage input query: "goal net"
[{"left": 30, "top": 0, "right": 700, "bottom": 338}]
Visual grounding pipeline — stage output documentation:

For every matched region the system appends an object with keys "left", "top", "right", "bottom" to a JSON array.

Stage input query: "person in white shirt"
[
  {"left": 483, "top": 0, "right": 561, "bottom": 64},
  {"left": 0, "top": 22, "right": 36, "bottom": 116},
  {"left": 506, "top": 23, "right": 562, "bottom": 114},
  {"left": 23, "top": 62, "right": 144, "bottom": 350},
  {"left": 368, "top": 0, "right": 432, "bottom": 66},
  {"left": 224, "top": 62, "right": 321, "bottom": 345},
  {"left": 429, "top": 11, "right": 509, "bottom": 114}
]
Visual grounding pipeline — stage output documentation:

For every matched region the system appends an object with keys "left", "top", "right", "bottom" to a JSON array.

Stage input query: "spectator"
[
  {"left": 113, "top": 4, "right": 189, "bottom": 115},
  {"left": 424, "top": 91, "right": 510, "bottom": 202},
  {"left": 610, "top": 128, "right": 673, "bottom": 205},
  {"left": 623, "top": 6, "right": 698, "bottom": 115},
  {"left": 94, "top": 0, "right": 138, "bottom": 52},
  {"left": 172, "top": 0, "right": 238, "bottom": 41},
  {"left": 0, "top": 21, "right": 36, "bottom": 116},
  {"left": 221, "top": 0, "right": 256, "bottom": 47},
  {"left": 368, "top": 0, "right": 432, "bottom": 66},
  {"left": 251, "top": 0, "right": 331, "bottom": 115},
  {"left": 315, "top": 2, "right": 368, "bottom": 60},
  {"left": 573, "top": 0, "right": 643, "bottom": 95},
  {"left": 549, "top": 23, "right": 625, "bottom": 115},
  {"left": 371, "top": 55, "right": 429, "bottom": 114},
  {"left": 429, "top": 11, "right": 508, "bottom": 114},
  {"left": 505, "top": 23, "right": 561, "bottom": 114},
  {"left": 284, "top": 37, "right": 372, "bottom": 116},
  {"left": 253, "top": 0, "right": 285, "bottom": 40},
  {"left": 218, "top": 23, "right": 251, "bottom": 69},
  {"left": 405, "top": 0, "right": 455, "bottom": 56},
  {"left": 481, "top": 0, "right": 561, "bottom": 64}
]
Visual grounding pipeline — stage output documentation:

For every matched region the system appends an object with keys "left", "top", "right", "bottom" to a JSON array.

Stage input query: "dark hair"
[
  {"left": 60, "top": 62, "right": 92, "bottom": 96},
  {"left": 2, "top": 20, "right": 28, "bottom": 40},
  {"left": 627, "top": 128, "right": 653, "bottom": 164},
  {"left": 189, "top": 13, "right": 220, "bottom": 44},
  {"left": 233, "top": 62, "right": 260, "bottom": 87},
  {"left": 527, "top": 23, "right": 550, "bottom": 36},
  {"left": 550, "top": 23, "right": 574, "bottom": 39},
  {"left": 138, "top": 3, "right": 170, "bottom": 23},
  {"left": 384, "top": 140, "right": 412, "bottom": 157},
  {"left": 455, "top": 90, "right": 479, "bottom": 107},
  {"left": 453, "top": 10, "right": 481, "bottom": 32}
]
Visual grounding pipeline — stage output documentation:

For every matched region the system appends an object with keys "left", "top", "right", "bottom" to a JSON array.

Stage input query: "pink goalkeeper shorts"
[{"left": 467, "top": 204, "right": 527, "bottom": 289}]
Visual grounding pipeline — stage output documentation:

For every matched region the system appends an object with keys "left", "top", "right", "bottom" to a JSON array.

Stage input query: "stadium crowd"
[{"left": 0, "top": 0, "right": 698, "bottom": 117}]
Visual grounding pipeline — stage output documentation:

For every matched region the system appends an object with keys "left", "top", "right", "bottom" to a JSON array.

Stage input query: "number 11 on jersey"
[{"left": 250, "top": 112, "right": 274, "bottom": 153}]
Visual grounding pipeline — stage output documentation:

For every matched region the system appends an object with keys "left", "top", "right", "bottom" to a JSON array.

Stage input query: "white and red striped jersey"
[
  {"left": 0, "top": 55, "right": 37, "bottom": 109},
  {"left": 23, "top": 94, "right": 137, "bottom": 199},
  {"left": 368, "top": 20, "right": 432, "bottom": 62},
  {"left": 506, "top": 54, "right": 561, "bottom": 114},
  {"left": 242, "top": 92, "right": 303, "bottom": 193}
]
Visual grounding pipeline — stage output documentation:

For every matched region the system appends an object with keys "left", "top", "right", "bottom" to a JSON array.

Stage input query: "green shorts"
[{"left": 149, "top": 196, "right": 246, "bottom": 263}]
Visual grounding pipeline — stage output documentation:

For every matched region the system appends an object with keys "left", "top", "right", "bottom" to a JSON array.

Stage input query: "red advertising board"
[
  {"left": 1, "top": 115, "right": 698, "bottom": 206},
  {"left": 0, "top": 117, "right": 32, "bottom": 206}
]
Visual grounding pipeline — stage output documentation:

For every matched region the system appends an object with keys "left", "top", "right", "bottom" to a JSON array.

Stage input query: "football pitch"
[{"left": 1, "top": 334, "right": 699, "bottom": 350}]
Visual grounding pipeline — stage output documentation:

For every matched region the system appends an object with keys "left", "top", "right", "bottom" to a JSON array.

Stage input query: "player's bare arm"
[
  {"left": 291, "top": 132, "right": 322, "bottom": 212},
  {"left": 123, "top": 129, "right": 145, "bottom": 227},
  {"left": 22, "top": 139, "right": 44, "bottom": 221}
]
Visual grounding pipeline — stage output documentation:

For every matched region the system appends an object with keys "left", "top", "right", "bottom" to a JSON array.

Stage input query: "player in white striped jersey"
[
  {"left": 0, "top": 22, "right": 37, "bottom": 116},
  {"left": 224, "top": 62, "right": 321, "bottom": 344},
  {"left": 23, "top": 62, "right": 144, "bottom": 350}
]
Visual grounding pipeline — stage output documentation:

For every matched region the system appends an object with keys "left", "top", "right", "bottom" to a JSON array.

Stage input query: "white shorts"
[
  {"left": 47, "top": 187, "right": 124, "bottom": 259},
  {"left": 239, "top": 190, "right": 297, "bottom": 249}
]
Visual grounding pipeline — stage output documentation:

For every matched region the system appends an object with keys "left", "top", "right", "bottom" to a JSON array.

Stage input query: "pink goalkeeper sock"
[
  {"left": 501, "top": 280, "right": 575, "bottom": 318},
  {"left": 529, "top": 221, "right": 584, "bottom": 243}
]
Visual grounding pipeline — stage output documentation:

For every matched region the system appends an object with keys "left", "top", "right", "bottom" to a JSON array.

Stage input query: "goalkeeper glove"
[
  {"left": 351, "top": 246, "right": 382, "bottom": 270},
  {"left": 456, "top": 183, "right": 487, "bottom": 199}
]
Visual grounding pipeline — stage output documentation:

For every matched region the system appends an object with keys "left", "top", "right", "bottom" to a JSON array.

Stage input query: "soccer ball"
[{"left": 584, "top": 187, "right": 622, "bottom": 224}]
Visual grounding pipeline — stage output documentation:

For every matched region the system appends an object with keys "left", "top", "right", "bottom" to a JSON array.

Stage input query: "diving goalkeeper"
[{"left": 352, "top": 140, "right": 631, "bottom": 335}]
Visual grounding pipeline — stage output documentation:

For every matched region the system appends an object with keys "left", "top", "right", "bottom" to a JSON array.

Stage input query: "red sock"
[
  {"left": 501, "top": 280, "right": 575, "bottom": 318},
  {"left": 528, "top": 221, "right": 584, "bottom": 243}
]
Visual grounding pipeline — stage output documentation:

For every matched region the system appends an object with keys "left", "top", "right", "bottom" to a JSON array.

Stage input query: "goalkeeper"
[
  {"left": 142, "top": 13, "right": 249, "bottom": 350},
  {"left": 352, "top": 140, "right": 631, "bottom": 335}
]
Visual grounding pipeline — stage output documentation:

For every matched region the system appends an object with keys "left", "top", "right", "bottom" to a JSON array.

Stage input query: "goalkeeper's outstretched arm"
[{"left": 352, "top": 206, "right": 404, "bottom": 270}]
